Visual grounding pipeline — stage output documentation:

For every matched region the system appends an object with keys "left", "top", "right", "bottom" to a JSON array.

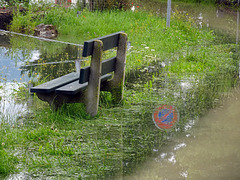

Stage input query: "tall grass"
[{"left": 0, "top": 124, "right": 18, "bottom": 177}]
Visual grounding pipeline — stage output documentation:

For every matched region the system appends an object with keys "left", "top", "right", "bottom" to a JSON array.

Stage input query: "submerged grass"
[{"left": 0, "top": 4, "right": 239, "bottom": 179}]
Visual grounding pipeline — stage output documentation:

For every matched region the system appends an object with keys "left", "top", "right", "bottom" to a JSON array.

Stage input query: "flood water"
[
  {"left": 141, "top": 1, "right": 240, "bottom": 43},
  {"left": 122, "top": 87, "right": 240, "bottom": 179},
  {"left": 0, "top": 34, "right": 82, "bottom": 122},
  {"left": 121, "top": 2, "right": 240, "bottom": 180}
]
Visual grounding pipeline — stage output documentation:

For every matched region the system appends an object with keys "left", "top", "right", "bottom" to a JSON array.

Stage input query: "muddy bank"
[{"left": 0, "top": 7, "right": 25, "bottom": 30}]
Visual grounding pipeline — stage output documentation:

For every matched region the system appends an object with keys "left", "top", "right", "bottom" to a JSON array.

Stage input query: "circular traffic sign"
[{"left": 152, "top": 104, "right": 179, "bottom": 129}]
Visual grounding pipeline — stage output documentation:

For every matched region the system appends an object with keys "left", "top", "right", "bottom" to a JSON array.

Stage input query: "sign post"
[{"left": 166, "top": 0, "right": 171, "bottom": 27}]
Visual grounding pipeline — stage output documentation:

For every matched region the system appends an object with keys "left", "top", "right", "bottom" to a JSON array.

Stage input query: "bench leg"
[
  {"left": 103, "top": 32, "right": 128, "bottom": 104},
  {"left": 85, "top": 40, "right": 103, "bottom": 117}
]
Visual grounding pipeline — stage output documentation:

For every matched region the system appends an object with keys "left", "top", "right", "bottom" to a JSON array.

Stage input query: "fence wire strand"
[{"left": 0, "top": 29, "right": 84, "bottom": 47}]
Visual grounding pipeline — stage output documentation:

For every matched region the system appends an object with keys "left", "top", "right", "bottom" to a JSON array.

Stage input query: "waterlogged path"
[
  {"left": 116, "top": 2, "right": 240, "bottom": 179},
  {"left": 122, "top": 88, "right": 240, "bottom": 179}
]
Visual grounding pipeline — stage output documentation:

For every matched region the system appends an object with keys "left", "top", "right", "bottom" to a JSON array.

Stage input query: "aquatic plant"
[{"left": 10, "top": 5, "right": 37, "bottom": 34}]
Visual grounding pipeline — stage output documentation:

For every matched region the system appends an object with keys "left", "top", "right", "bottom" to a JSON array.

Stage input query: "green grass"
[
  {"left": 0, "top": 124, "right": 19, "bottom": 178},
  {"left": 9, "top": 5, "right": 214, "bottom": 73},
  {"left": 1, "top": 4, "right": 239, "bottom": 179}
]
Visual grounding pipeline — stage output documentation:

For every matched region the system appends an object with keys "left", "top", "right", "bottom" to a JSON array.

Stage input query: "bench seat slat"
[
  {"left": 79, "top": 57, "right": 116, "bottom": 84},
  {"left": 30, "top": 72, "right": 80, "bottom": 93},
  {"left": 56, "top": 74, "right": 113, "bottom": 94}
]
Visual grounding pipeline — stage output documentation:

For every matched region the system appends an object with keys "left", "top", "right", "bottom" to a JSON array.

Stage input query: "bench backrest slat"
[
  {"left": 79, "top": 57, "right": 116, "bottom": 84},
  {"left": 82, "top": 31, "right": 123, "bottom": 57}
]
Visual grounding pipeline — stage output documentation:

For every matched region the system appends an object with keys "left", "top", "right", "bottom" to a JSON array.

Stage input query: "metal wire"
[{"left": 0, "top": 29, "right": 84, "bottom": 47}]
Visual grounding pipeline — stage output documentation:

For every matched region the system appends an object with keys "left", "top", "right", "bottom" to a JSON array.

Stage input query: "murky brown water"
[{"left": 122, "top": 87, "right": 240, "bottom": 180}]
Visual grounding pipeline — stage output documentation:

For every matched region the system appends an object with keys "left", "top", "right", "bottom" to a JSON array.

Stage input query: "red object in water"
[{"left": 153, "top": 105, "right": 179, "bottom": 129}]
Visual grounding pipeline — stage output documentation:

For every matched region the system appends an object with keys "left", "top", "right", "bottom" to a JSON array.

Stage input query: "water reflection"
[
  {"left": 0, "top": 47, "right": 41, "bottom": 82},
  {"left": 0, "top": 34, "right": 81, "bottom": 82},
  {"left": 0, "top": 33, "right": 82, "bottom": 123},
  {"left": 0, "top": 82, "right": 27, "bottom": 124}
]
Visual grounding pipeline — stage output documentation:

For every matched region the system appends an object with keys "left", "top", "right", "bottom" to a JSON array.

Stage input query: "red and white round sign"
[{"left": 152, "top": 105, "right": 179, "bottom": 129}]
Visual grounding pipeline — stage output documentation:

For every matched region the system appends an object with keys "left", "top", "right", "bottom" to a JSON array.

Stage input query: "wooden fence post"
[{"left": 85, "top": 40, "right": 103, "bottom": 116}]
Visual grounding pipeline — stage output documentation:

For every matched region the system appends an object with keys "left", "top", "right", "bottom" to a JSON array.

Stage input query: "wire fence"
[
  {"left": 0, "top": 29, "right": 84, "bottom": 47},
  {"left": 76, "top": 0, "right": 130, "bottom": 11}
]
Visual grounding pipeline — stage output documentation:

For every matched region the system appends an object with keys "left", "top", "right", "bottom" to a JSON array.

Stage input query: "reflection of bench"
[{"left": 30, "top": 32, "right": 128, "bottom": 116}]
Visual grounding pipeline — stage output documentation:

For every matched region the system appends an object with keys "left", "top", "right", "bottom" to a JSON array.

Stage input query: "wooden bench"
[{"left": 30, "top": 32, "right": 128, "bottom": 116}]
